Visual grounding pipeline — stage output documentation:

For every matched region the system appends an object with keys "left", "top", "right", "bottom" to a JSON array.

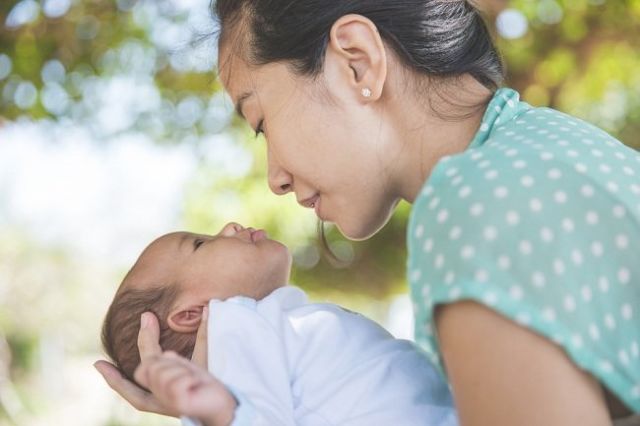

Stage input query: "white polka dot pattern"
[{"left": 408, "top": 88, "right": 640, "bottom": 412}]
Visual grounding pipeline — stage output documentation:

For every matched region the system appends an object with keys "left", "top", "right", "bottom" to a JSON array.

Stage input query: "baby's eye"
[{"left": 193, "top": 238, "right": 205, "bottom": 251}]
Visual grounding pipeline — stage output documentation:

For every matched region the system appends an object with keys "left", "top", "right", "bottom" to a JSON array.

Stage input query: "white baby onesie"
[{"left": 182, "top": 286, "right": 458, "bottom": 426}]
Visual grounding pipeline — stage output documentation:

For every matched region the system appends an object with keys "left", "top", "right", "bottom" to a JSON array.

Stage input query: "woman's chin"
[
  {"left": 328, "top": 197, "right": 399, "bottom": 241},
  {"left": 335, "top": 215, "right": 390, "bottom": 242}
]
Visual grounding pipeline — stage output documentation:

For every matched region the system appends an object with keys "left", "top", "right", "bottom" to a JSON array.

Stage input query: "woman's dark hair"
[{"left": 213, "top": 0, "right": 504, "bottom": 91}]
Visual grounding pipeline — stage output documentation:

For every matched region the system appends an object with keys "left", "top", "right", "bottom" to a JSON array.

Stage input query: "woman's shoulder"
[
  {"left": 413, "top": 105, "right": 640, "bottom": 224},
  {"left": 409, "top": 111, "right": 640, "bottom": 287},
  {"left": 408, "top": 101, "right": 640, "bottom": 414}
]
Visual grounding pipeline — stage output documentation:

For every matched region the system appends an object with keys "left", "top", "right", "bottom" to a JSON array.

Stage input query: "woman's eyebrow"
[{"left": 235, "top": 91, "right": 254, "bottom": 120}]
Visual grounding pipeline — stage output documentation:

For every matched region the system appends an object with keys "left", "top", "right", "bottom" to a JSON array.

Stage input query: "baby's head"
[{"left": 101, "top": 222, "right": 291, "bottom": 382}]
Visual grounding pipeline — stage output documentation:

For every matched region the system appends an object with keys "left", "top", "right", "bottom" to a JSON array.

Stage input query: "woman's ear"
[
  {"left": 167, "top": 306, "right": 203, "bottom": 333},
  {"left": 326, "top": 13, "right": 387, "bottom": 102}
]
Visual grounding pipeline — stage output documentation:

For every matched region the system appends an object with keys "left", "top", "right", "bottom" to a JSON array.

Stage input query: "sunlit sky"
[
  {"left": 0, "top": 120, "right": 196, "bottom": 266},
  {"left": 0, "top": 0, "right": 237, "bottom": 267},
  {"left": 0, "top": 119, "right": 254, "bottom": 268}
]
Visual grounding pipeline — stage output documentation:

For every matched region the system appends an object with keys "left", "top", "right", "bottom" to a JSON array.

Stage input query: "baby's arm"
[
  {"left": 134, "top": 351, "right": 236, "bottom": 426},
  {"left": 198, "top": 290, "right": 302, "bottom": 426}
]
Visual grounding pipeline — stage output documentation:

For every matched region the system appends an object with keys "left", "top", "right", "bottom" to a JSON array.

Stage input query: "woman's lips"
[
  {"left": 299, "top": 194, "right": 319, "bottom": 209},
  {"left": 298, "top": 193, "right": 325, "bottom": 220}
]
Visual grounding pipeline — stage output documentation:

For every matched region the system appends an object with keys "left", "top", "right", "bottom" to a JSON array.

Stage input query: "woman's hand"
[
  {"left": 134, "top": 351, "right": 237, "bottom": 426},
  {"left": 94, "top": 307, "right": 210, "bottom": 417}
]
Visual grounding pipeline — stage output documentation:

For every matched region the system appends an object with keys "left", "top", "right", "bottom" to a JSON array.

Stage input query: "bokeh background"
[{"left": 0, "top": 0, "right": 638, "bottom": 424}]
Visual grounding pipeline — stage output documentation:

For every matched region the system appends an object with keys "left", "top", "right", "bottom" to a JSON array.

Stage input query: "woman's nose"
[{"left": 267, "top": 151, "right": 293, "bottom": 196}]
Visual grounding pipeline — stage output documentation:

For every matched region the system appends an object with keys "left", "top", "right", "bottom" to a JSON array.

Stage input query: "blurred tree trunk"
[{"left": 0, "top": 333, "right": 23, "bottom": 425}]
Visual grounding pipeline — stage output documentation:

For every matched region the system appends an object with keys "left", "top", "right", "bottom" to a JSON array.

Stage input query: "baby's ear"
[{"left": 167, "top": 306, "right": 203, "bottom": 333}]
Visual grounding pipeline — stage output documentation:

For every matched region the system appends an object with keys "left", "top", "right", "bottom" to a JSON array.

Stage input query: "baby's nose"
[{"left": 220, "top": 222, "right": 244, "bottom": 236}]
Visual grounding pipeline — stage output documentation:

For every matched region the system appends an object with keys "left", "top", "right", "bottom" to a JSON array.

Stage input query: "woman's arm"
[{"left": 435, "top": 301, "right": 612, "bottom": 426}]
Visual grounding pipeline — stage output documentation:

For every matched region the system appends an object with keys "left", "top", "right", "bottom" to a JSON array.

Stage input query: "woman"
[{"left": 95, "top": 0, "right": 640, "bottom": 424}]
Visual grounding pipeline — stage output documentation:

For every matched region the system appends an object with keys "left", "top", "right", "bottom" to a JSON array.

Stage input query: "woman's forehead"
[
  {"left": 217, "top": 46, "right": 292, "bottom": 100},
  {"left": 217, "top": 46, "right": 254, "bottom": 96},
  {"left": 218, "top": 60, "right": 273, "bottom": 120}
]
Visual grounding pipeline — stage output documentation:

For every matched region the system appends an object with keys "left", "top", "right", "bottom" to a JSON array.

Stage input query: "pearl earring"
[{"left": 361, "top": 87, "right": 372, "bottom": 98}]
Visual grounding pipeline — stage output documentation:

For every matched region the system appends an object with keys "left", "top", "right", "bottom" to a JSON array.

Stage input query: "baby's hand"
[{"left": 134, "top": 351, "right": 237, "bottom": 426}]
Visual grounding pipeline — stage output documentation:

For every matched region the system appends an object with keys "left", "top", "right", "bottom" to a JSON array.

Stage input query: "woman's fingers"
[
  {"left": 100, "top": 312, "right": 209, "bottom": 418},
  {"left": 191, "top": 306, "right": 208, "bottom": 368},
  {"left": 134, "top": 312, "right": 163, "bottom": 392},
  {"left": 93, "top": 360, "right": 170, "bottom": 415},
  {"left": 138, "top": 312, "right": 163, "bottom": 361}
]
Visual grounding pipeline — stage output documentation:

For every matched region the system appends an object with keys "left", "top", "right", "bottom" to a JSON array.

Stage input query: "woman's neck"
[{"left": 387, "top": 75, "right": 492, "bottom": 203}]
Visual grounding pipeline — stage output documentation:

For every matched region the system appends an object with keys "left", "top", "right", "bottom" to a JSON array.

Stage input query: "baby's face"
[{"left": 126, "top": 223, "right": 291, "bottom": 304}]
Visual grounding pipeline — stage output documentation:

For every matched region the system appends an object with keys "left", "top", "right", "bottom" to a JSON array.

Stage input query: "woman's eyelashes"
[{"left": 254, "top": 119, "right": 265, "bottom": 138}]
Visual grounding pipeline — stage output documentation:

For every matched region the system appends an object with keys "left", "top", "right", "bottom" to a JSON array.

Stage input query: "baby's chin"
[
  {"left": 277, "top": 246, "right": 293, "bottom": 280},
  {"left": 266, "top": 242, "right": 293, "bottom": 285},
  {"left": 260, "top": 238, "right": 291, "bottom": 256}
]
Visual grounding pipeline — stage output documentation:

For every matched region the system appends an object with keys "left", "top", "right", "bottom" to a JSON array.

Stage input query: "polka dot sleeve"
[{"left": 408, "top": 89, "right": 640, "bottom": 412}]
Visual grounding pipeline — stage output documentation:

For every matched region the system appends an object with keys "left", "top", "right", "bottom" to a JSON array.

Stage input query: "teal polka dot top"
[{"left": 408, "top": 87, "right": 640, "bottom": 412}]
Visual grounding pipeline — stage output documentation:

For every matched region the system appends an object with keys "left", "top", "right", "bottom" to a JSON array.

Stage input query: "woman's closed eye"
[{"left": 254, "top": 119, "right": 265, "bottom": 138}]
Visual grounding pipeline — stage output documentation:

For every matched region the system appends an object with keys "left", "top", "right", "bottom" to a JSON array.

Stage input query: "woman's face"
[{"left": 218, "top": 50, "right": 400, "bottom": 240}]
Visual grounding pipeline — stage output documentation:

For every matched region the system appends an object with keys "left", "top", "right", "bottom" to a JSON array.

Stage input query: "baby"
[{"left": 102, "top": 222, "right": 458, "bottom": 426}]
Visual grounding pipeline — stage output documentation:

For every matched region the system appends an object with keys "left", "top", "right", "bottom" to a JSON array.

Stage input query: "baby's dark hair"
[{"left": 101, "top": 280, "right": 197, "bottom": 384}]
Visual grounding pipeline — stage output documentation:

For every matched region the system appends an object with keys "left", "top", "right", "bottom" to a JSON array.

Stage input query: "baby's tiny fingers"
[
  {"left": 167, "top": 351, "right": 213, "bottom": 379},
  {"left": 167, "top": 373, "right": 203, "bottom": 407},
  {"left": 134, "top": 352, "right": 175, "bottom": 389},
  {"left": 148, "top": 359, "right": 189, "bottom": 386}
]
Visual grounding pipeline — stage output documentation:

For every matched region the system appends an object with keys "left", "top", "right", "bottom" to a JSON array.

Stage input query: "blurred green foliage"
[
  {"left": 500, "top": 0, "right": 640, "bottom": 149},
  {"left": 0, "top": 0, "right": 639, "bottom": 424}
]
